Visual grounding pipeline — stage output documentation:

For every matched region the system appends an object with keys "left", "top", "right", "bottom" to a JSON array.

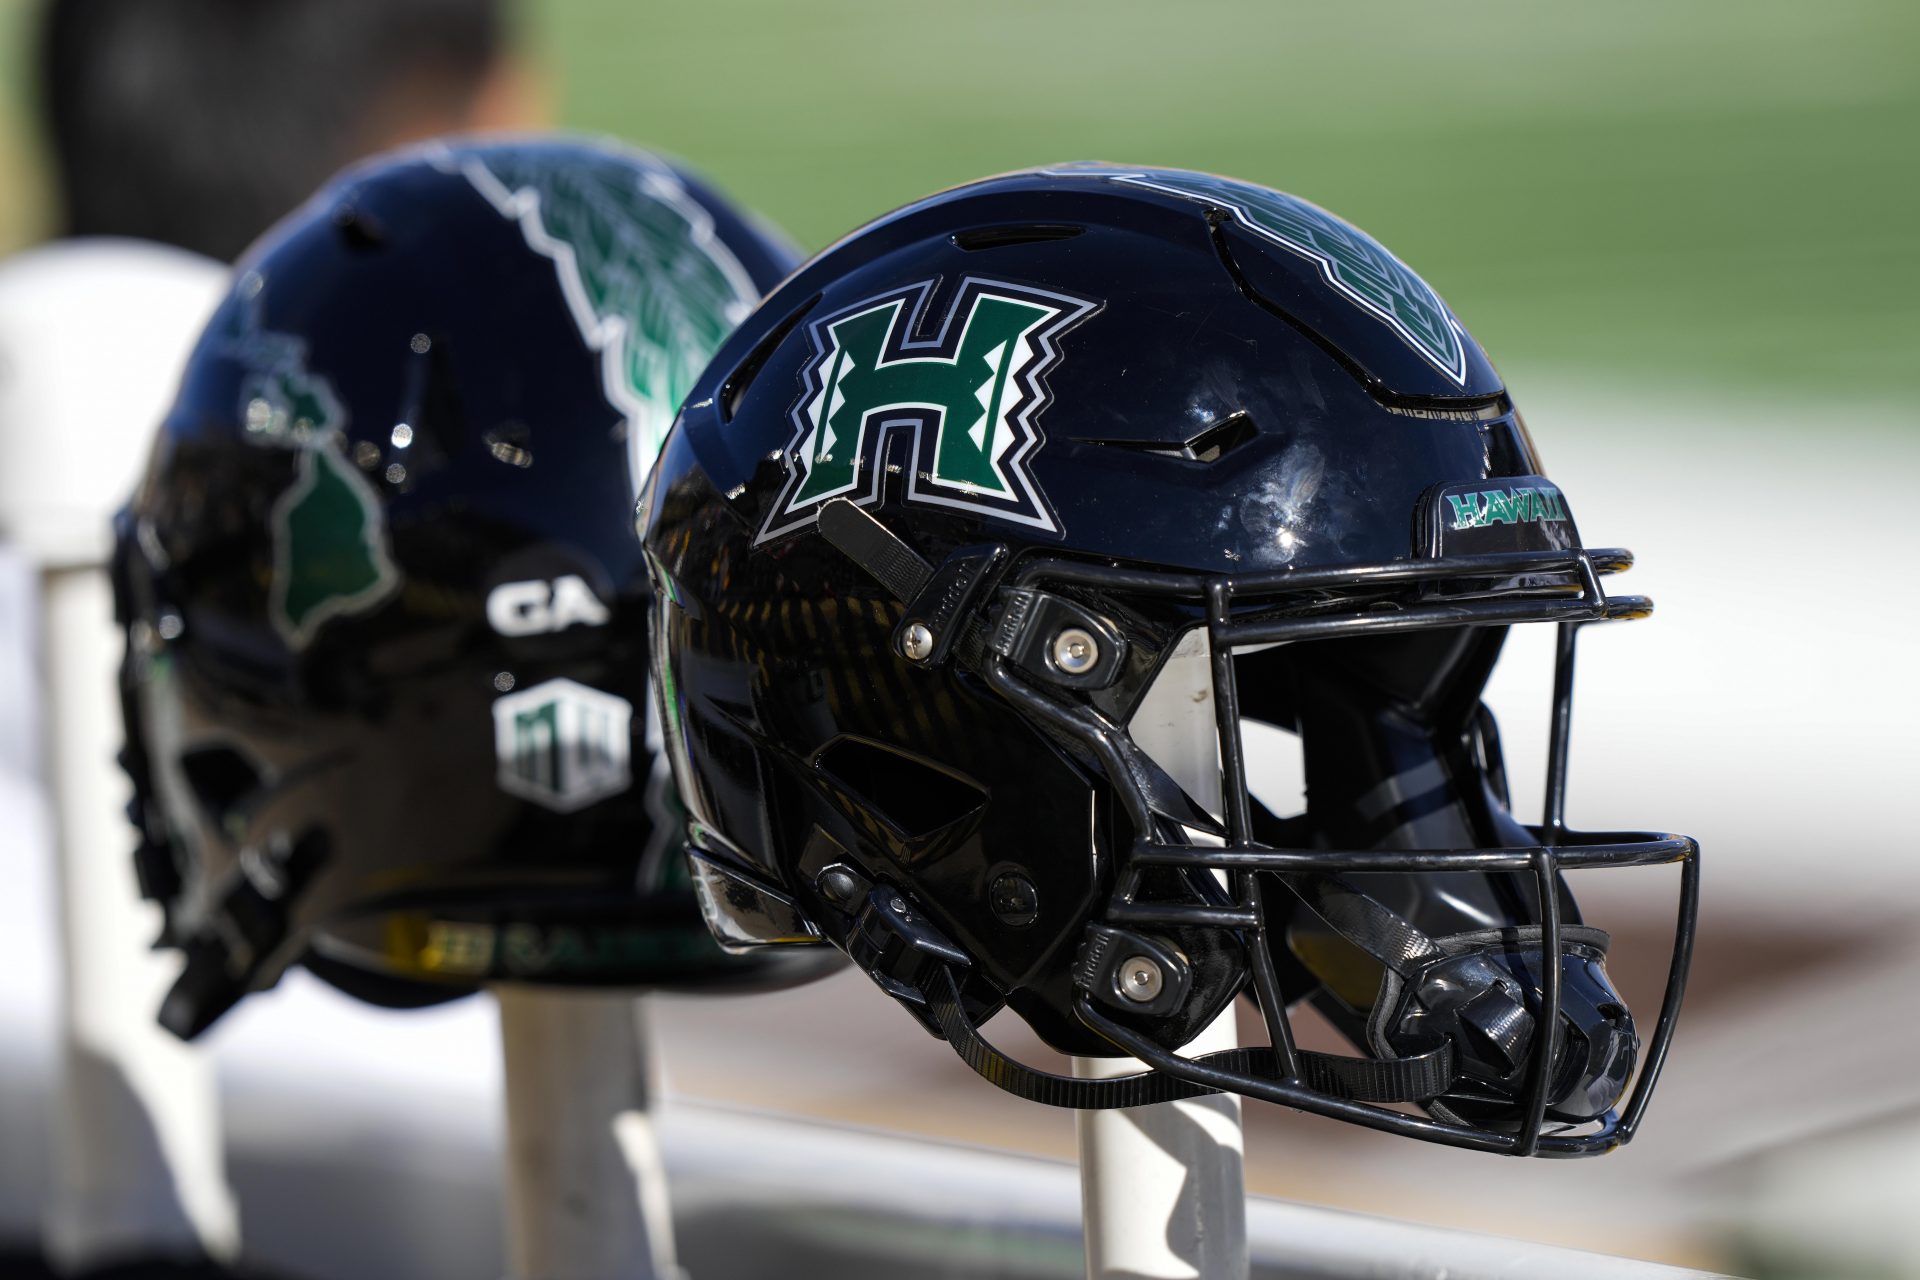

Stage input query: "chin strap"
[
  {"left": 845, "top": 873, "right": 1460, "bottom": 1111},
  {"left": 1279, "top": 871, "right": 1445, "bottom": 977},
  {"left": 919, "top": 964, "right": 1455, "bottom": 1110}
]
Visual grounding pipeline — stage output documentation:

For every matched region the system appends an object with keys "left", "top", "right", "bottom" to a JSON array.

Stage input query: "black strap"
[
  {"left": 819, "top": 496, "right": 997, "bottom": 670},
  {"left": 820, "top": 498, "right": 932, "bottom": 602},
  {"left": 923, "top": 966, "right": 1454, "bottom": 1110},
  {"left": 1280, "top": 872, "right": 1444, "bottom": 978}
]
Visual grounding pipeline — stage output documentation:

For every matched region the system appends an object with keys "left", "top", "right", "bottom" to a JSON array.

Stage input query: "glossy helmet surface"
[
  {"left": 643, "top": 164, "right": 1699, "bottom": 1156},
  {"left": 116, "top": 135, "right": 837, "bottom": 1038}
]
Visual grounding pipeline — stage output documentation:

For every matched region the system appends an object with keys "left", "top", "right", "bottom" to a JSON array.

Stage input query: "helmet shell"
[
  {"left": 646, "top": 165, "right": 1546, "bottom": 1053},
  {"left": 119, "top": 136, "right": 831, "bottom": 1028}
]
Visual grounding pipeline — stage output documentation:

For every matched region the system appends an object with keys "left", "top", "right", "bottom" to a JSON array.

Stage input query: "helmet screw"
[
  {"left": 1051, "top": 627, "right": 1098, "bottom": 675},
  {"left": 1117, "top": 955, "right": 1164, "bottom": 1004},
  {"left": 816, "top": 866, "right": 861, "bottom": 909},
  {"left": 901, "top": 622, "right": 935, "bottom": 662},
  {"left": 989, "top": 871, "right": 1040, "bottom": 927}
]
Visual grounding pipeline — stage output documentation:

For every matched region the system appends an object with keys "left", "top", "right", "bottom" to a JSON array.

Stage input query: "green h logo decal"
[{"left": 759, "top": 278, "right": 1098, "bottom": 541}]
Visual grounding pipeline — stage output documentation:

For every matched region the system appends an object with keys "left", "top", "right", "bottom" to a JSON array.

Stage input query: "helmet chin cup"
[{"left": 1373, "top": 925, "right": 1638, "bottom": 1128}]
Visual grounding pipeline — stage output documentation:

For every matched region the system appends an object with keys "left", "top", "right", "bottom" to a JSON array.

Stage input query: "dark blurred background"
[{"left": 1, "top": 3, "right": 1915, "bottom": 1278}]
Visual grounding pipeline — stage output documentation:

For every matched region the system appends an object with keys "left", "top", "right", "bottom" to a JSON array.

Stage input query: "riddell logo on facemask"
[{"left": 486, "top": 575, "right": 610, "bottom": 636}]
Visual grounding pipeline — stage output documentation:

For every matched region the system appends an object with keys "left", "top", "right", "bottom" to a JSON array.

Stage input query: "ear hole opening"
[
  {"left": 178, "top": 745, "right": 265, "bottom": 825},
  {"left": 814, "top": 736, "right": 987, "bottom": 839}
]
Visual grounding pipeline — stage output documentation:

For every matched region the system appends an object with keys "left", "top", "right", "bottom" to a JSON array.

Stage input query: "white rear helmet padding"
[
  {"left": 0, "top": 238, "right": 227, "bottom": 567},
  {"left": 1126, "top": 628, "right": 1306, "bottom": 829}
]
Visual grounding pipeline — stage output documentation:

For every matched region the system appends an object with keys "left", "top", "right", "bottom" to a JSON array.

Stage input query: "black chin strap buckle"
[
  {"left": 845, "top": 883, "right": 971, "bottom": 1036},
  {"left": 895, "top": 545, "right": 1005, "bottom": 667},
  {"left": 816, "top": 496, "right": 1008, "bottom": 670}
]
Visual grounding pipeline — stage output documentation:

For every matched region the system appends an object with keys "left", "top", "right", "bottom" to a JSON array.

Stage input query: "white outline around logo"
[{"left": 757, "top": 276, "right": 1100, "bottom": 543}]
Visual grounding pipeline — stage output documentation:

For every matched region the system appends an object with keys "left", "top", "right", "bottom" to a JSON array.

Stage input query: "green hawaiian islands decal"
[
  {"left": 447, "top": 143, "right": 765, "bottom": 487},
  {"left": 226, "top": 294, "right": 398, "bottom": 649}
]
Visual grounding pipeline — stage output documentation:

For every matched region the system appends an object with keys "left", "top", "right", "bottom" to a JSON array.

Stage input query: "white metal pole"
[
  {"left": 38, "top": 565, "right": 240, "bottom": 1271},
  {"left": 494, "top": 988, "right": 681, "bottom": 1280},
  {"left": 0, "top": 241, "right": 238, "bottom": 1272},
  {"left": 1074, "top": 628, "right": 1249, "bottom": 1280}
]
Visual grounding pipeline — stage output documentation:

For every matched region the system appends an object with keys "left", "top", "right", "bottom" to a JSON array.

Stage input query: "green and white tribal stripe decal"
[
  {"left": 226, "top": 290, "right": 399, "bottom": 649},
  {"left": 447, "top": 144, "right": 764, "bottom": 488},
  {"left": 760, "top": 277, "right": 1099, "bottom": 542},
  {"left": 1056, "top": 166, "right": 1469, "bottom": 386}
]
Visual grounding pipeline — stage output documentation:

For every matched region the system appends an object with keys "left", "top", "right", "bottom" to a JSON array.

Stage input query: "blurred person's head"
[{"left": 37, "top": 0, "right": 543, "bottom": 261}]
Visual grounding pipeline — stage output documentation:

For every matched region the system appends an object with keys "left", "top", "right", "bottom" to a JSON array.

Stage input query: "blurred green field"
[{"left": 5, "top": 0, "right": 1916, "bottom": 399}]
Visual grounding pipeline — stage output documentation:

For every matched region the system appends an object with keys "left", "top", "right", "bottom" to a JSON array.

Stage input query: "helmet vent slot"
[
  {"left": 814, "top": 736, "right": 987, "bottom": 840},
  {"left": 331, "top": 203, "right": 386, "bottom": 252},
  {"left": 1076, "top": 411, "right": 1257, "bottom": 464},
  {"left": 951, "top": 224, "right": 1085, "bottom": 252},
  {"left": 722, "top": 293, "right": 819, "bottom": 423},
  {"left": 1183, "top": 412, "right": 1257, "bottom": 463}
]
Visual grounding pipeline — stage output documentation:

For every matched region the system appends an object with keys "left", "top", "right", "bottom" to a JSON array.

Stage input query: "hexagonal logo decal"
[{"left": 492, "top": 677, "right": 633, "bottom": 812}]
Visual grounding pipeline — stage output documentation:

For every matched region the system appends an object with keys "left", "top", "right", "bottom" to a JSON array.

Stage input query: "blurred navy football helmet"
[{"left": 116, "top": 135, "right": 835, "bottom": 1038}]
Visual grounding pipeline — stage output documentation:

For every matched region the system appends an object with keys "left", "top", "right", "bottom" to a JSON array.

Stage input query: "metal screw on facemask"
[
  {"left": 1051, "top": 627, "right": 1098, "bottom": 675},
  {"left": 1118, "top": 955, "right": 1164, "bottom": 1003},
  {"left": 901, "top": 622, "right": 934, "bottom": 662}
]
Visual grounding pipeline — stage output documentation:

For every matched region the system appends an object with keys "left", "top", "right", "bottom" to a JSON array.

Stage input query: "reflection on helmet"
[
  {"left": 643, "top": 164, "right": 1698, "bottom": 1156},
  {"left": 115, "top": 134, "right": 837, "bottom": 1039}
]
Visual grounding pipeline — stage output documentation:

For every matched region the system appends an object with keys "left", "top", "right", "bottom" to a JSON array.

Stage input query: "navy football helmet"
[
  {"left": 116, "top": 135, "right": 835, "bottom": 1038},
  {"left": 642, "top": 165, "right": 1698, "bottom": 1155}
]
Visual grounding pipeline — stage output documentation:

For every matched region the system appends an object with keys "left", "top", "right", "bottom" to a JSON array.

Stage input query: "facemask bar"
[
  {"left": 983, "top": 544, "right": 1700, "bottom": 1157},
  {"left": 803, "top": 499, "right": 1696, "bottom": 1155}
]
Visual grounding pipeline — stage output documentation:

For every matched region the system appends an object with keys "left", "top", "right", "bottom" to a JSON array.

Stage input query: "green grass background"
[{"left": 4, "top": 0, "right": 1916, "bottom": 399}]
